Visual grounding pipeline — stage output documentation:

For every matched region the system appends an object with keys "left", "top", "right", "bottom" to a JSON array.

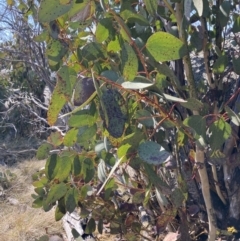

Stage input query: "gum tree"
[{"left": 17, "top": 0, "right": 240, "bottom": 240}]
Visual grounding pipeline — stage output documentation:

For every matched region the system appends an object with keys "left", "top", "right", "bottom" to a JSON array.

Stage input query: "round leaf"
[
  {"left": 138, "top": 141, "right": 170, "bottom": 165},
  {"left": 38, "top": 0, "right": 73, "bottom": 23},
  {"left": 146, "top": 32, "right": 188, "bottom": 62}
]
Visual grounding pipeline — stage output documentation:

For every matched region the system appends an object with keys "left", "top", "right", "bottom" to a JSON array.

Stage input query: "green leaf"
[
  {"left": 73, "top": 155, "right": 82, "bottom": 176},
  {"left": 57, "top": 66, "right": 76, "bottom": 100},
  {"left": 96, "top": 18, "right": 114, "bottom": 42},
  {"left": 225, "top": 106, "right": 240, "bottom": 126},
  {"left": 208, "top": 118, "right": 231, "bottom": 151},
  {"left": 45, "top": 183, "right": 68, "bottom": 205},
  {"left": 135, "top": 109, "right": 154, "bottom": 127},
  {"left": 100, "top": 89, "right": 127, "bottom": 138},
  {"left": 47, "top": 82, "right": 66, "bottom": 126},
  {"left": 233, "top": 56, "right": 240, "bottom": 75},
  {"left": 98, "top": 219, "right": 103, "bottom": 234},
  {"left": 68, "top": 110, "right": 96, "bottom": 127},
  {"left": 219, "top": 1, "right": 231, "bottom": 28},
  {"left": 55, "top": 199, "right": 66, "bottom": 221},
  {"left": 48, "top": 131, "right": 63, "bottom": 147},
  {"left": 81, "top": 42, "right": 106, "bottom": 62},
  {"left": 120, "top": 10, "right": 149, "bottom": 26},
  {"left": 100, "top": 70, "right": 119, "bottom": 82},
  {"left": 170, "top": 188, "right": 185, "bottom": 208},
  {"left": 121, "top": 42, "right": 138, "bottom": 81},
  {"left": 36, "top": 143, "right": 52, "bottom": 160},
  {"left": 107, "top": 38, "right": 121, "bottom": 52},
  {"left": 193, "top": 0, "right": 203, "bottom": 16},
  {"left": 45, "top": 154, "right": 59, "bottom": 180},
  {"left": 73, "top": 77, "right": 95, "bottom": 106},
  {"left": 54, "top": 153, "right": 72, "bottom": 182},
  {"left": 233, "top": 16, "right": 240, "bottom": 33},
  {"left": 180, "top": 98, "right": 204, "bottom": 111},
  {"left": 34, "top": 187, "right": 45, "bottom": 196},
  {"left": 143, "top": 0, "right": 158, "bottom": 16},
  {"left": 77, "top": 124, "right": 97, "bottom": 143},
  {"left": 63, "top": 128, "right": 78, "bottom": 147},
  {"left": 143, "top": 163, "right": 170, "bottom": 193},
  {"left": 138, "top": 141, "right": 170, "bottom": 165},
  {"left": 212, "top": 53, "right": 228, "bottom": 74},
  {"left": 65, "top": 188, "right": 78, "bottom": 213},
  {"left": 69, "top": 1, "right": 94, "bottom": 22},
  {"left": 146, "top": 32, "right": 188, "bottom": 62},
  {"left": 38, "top": 0, "right": 73, "bottom": 23},
  {"left": 81, "top": 158, "right": 95, "bottom": 183},
  {"left": 32, "top": 197, "right": 43, "bottom": 208},
  {"left": 183, "top": 115, "right": 206, "bottom": 140},
  {"left": 85, "top": 218, "right": 96, "bottom": 234}
]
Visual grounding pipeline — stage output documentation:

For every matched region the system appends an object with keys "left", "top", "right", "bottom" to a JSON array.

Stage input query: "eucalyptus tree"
[{"left": 18, "top": 0, "right": 240, "bottom": 240}]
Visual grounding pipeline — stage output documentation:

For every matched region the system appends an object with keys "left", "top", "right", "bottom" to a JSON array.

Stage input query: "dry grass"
[{"left": 0, "top": 159, "right": 63, "bottom": 241}]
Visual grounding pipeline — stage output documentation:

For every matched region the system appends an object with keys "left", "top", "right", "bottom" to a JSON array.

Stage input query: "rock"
[{"left": 7, "top": 197, "right": 19, "bottom": 205}]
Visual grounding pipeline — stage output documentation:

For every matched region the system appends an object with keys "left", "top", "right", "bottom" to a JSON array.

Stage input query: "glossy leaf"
[
  {"left": 121, "top": 42, "right": 138, "bottom": 81},
  {"left": 38, "top": 0, "right": 73, "bottom": 23},
  {"left": 138, "top": 141, "right": 170, "bottom": 165},
  {"left": 146, "top": 32, "right": 188, "bottom": 62}
]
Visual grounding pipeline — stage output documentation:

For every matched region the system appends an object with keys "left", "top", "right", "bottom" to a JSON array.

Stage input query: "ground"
[
  {"left": 0, "top": 159, "right": 64, "bottom": 241},
  {"left": 0, "top": 158, "right": 115, "bottom": 241}
]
